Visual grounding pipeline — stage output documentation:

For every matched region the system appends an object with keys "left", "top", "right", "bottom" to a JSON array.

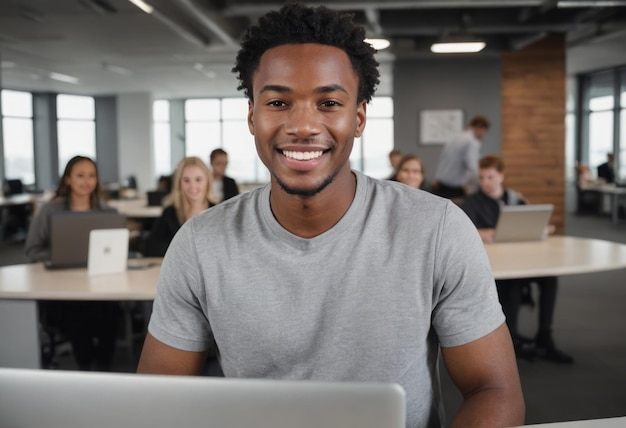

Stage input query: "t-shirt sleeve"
[
  {"left": 432, "top": 201, "right": 505, "bottom": 347},
  {"left": 147, "top": 219, "right": 213, "bottom": 352}
]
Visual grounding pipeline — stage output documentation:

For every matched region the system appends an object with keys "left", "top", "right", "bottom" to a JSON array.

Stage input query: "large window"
[
  {"left": 586, "top": 71, "right": 614, "bottom": 172},
  {"left": 616, "top": 69, "right": 626, "bottom": 179},
  {"left": 57, "top": 94, "right": 96, "bottom": 175},
  {"left": 579, "top": 68, "right": 626, "bottom": 181},
  {"left": 184, "top": 98, "right": 265, "bottom": 183},
  {"left": 165, "top": 96, "right": 394, "bottom": 184},
  {"left": 153, "top": 100, "right": 171, "bottom": 178},
  {"left": 350, "top": 96, "right": 394, "bottom": 179},
  {"left": 1, "top": 90, "right": 35, "bottom": 185}
]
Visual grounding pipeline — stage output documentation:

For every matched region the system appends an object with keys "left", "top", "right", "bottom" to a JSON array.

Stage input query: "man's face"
[
  {"left": 248, "top": 43, "right": 366, "bottom": 197},
  {"left": 211, "top": 153, "right": 228, "bottom": 178},
  {"left": 479, "top": 166, "right": 504, "bottom": 198},
  {"left": 473, "top": 126, "right": 488, "bottom": 140}
]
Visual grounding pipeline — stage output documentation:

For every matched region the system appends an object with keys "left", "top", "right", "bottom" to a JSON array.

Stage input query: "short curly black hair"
[{"left": 232, "top": 2, "right": 380, "bottom": 104}]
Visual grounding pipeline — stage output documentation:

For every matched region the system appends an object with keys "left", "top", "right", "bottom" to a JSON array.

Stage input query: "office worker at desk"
[
  {"left": 24, "top": 155, "right": 121, "bottom": 371},
  {"left": 461, "top": 155, "right": 573, "bottom": 364},
  {"left": 143, "top": 157, "right": 216, "bottom": 257},
  {"left": 209, "top": 148, "right": 240, "bottom": 203},
  {"left": 597, "top": 152, "right": 615, "bottom": 184},
  {"left": 138, "top": 4, "right": 524, "bottom": 427}
]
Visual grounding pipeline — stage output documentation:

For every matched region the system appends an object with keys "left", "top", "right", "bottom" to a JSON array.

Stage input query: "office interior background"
[
  {"left": 1, "top": 1, "right": 626, "bottom": 425},
  {"left": 1, "top": 0, "right": 625, "bottom": 206}
]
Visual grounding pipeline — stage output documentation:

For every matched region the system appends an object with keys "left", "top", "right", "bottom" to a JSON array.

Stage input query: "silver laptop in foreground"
[
  {"left": 493, "top": 204, "right": 554, "bottom": 243},
  {"left": 0, "top": 368, "right": 406, "bottom": 428}
]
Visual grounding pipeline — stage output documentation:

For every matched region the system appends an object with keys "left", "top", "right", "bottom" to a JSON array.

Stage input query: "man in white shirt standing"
[{"left": 433, "top": 115, "right": 490, "bottom": 200}]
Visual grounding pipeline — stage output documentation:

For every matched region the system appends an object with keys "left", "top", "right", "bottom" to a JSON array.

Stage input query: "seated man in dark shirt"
[
  {"left": 461, "top": 155, "right": 573, "bottom": 364},
  {"left": 209, "top": 149, "right": 240, "bottom": 202},
  {"left": 597, "top": 152, "right": 615, "bottom": 184}
]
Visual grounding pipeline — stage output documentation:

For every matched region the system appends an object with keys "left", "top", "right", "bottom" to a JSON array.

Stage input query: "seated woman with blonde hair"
[{"left": 144, "top": 156, "right": 216, "bottom": 257}]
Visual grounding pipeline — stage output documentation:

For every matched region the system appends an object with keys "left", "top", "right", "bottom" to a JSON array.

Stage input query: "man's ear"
[
  {"left": 355, "top": 100, "right": 367, "bottom": 138},
  {"left": 247, "top": 100, "right": 254, "bottom": 135}
]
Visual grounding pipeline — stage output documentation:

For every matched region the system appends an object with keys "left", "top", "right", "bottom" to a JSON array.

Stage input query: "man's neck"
[
  {"left": 269, "top": 168, "right": 357, "bottom": 239},
  {"left": 486, "top": 187, "right": 504, "bottom": 200}
]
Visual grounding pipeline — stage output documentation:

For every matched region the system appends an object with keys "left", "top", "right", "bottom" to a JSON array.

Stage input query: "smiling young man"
[{"left": 137, "top": 3, "right": 524, "bottom": 427}]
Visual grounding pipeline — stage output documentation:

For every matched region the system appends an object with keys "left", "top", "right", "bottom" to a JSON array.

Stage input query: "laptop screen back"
[
  {"left": 47, "top": 211, "right": 126, "bottom": 268},
  {"left": 0, "top": 368, "right": 406, "bottom": 428},
  {"left": 494, "top": 204, "right": 554, "bottom": 243}
]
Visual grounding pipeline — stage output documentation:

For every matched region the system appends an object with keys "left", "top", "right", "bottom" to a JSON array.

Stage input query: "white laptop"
[
  {"left": 493, "top": 204, "right": 554, "bottom": 243},
  {"left": 46, "top": 211, "right": 126, "bottom": 269},
  {"left": 88, "top": 228, "right": 130, "bottom": 276},
  {"left": 0, "top": 368, "right": 406, "bottom": 428}
]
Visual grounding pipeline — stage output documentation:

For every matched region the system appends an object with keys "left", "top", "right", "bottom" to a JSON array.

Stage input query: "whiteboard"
[{"left": 420, "top": 110, "right": 463, "bottom": 145}]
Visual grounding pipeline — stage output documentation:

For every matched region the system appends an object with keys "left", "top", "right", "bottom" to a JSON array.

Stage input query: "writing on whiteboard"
[{"left": 420, "top": 110, "right": 463, "bottom": 145}]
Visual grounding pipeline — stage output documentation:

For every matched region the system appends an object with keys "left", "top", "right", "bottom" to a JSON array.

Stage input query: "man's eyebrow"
[
  {"left": 314, "top": 84, "right": 348, "bottom": 95},
  {"left": 259, "top": 84, "right": 291, "bottom": 94},
  {"left": 258, "top": 84, "right": 348, "bottom": 95}
]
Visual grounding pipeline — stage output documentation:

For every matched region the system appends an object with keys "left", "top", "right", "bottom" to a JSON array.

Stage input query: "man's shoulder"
[{"left": 363, "top": 174, "right": 449, "bottom": 212}]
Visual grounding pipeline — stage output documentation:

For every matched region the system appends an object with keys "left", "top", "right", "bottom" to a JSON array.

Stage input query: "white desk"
[
  {"left": 579, "top": 182, "right": 626, "bottom": 224},
  {"left": 487, "top": 236, "right": 626, "bottom": 280},
  {"left": 0, "top": 259, "right": 161, "bottom": 368},
  {"left": 520, "top": 416, "right": 626, "bottom": 427},
  {"left": 107, "top": 198, "right": 163, "bottom": 219},
  {"left": 2, "top": 237, "right": 626, "bottom": 369}
]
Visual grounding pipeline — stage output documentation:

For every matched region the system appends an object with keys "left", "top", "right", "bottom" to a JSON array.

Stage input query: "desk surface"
[
  {"left": 2, "top": 237, "right": 626, "bottom": 301},
  {"left": 579, "top": 182, "right": 626, "bottom": 194},
  {"left": 107, "top": 198, "right": 163, "bottom": 218},
  {"left": 0, "top": 259, "right": 162, "bottom": 301},
  {"left": 520, "top": 416, "right": 626, "bottom": 427},
  {"left": 487, "top": 236, "right": 626, "bottom": 280},
  {"left": 0, "top": 193, "right": 40, "bottom": 206}
]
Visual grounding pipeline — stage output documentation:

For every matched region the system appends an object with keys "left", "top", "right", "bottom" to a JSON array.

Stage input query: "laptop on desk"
[
  {"left": 0, "top": 368, "right": 406, "bottom": 428},
  {"left": 493, "top": 204, "right": 554, "bottom": 243},
  {"left": 88, "top": 228, "right": 130, "bottom": 276},
  {"left": 45, "top": 211, "right": 127, "bottom": 269}
]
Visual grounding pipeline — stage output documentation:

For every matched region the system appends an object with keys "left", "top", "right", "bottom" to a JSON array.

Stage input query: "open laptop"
[
  {"left": 0, "top": 368, "right": 406, "bottom": 428},
  {"left": 88, "top": 228, "right": 130, "bottom": 276},
  {"left": 147, "top": 190, "right": 168, "bottom": 206},
  {"left": 46, "top": 211, "right": 127, "bottom": 269},
  {"left": 493, "top": 204, "right": 554, "bottom": 243}
]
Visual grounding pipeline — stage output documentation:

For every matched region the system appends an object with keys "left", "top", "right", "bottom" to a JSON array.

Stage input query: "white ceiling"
[{"left": 1, "top": 0, "right": 626, "bottom": 99}]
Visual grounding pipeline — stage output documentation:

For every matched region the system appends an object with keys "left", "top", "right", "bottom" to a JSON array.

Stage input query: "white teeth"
[{"left": 282, "top": 150, "right": 323, "bottom": 161}]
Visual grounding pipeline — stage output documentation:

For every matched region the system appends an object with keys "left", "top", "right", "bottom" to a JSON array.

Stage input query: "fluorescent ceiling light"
[
  {"left": 103, "top": 62, "right": 132, "bottom": 75},
  {"left": 0, "top": 61, "right": 16, "bottom": 69},
  {"left": 48, "top": 72, "right": 79, "bottom": 84},
  {"left": 430, "top": 41, "right": 486, "bottom": 54},
  {"left": 128, "top": 0, "right": 153, "bottom": 14},
  {"left": 365, "top": 38, "right": 391, "bottom": 50}
]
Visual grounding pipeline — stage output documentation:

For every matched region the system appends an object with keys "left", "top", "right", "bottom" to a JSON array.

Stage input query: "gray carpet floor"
[
  {"left": 1, "top": 212, "right": 625, "bottom": 426},
  {"left": 441, "top": 213, "right": 626, "bottom": 425}
]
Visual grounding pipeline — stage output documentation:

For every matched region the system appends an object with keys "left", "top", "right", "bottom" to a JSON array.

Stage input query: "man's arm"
[
  {"left": 137, "top": 332, "right": 209, "bottom": 375},
  {"left": 442, "top": 322, "right": 525, "bottom": 428}
]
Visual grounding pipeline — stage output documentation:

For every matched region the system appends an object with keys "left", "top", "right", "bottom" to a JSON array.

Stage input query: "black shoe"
[
  {"left": 535, "top": 336, "right": 574, "bottom": 364},
  {"left": 513, "top": 336, "right": 535, "bottom": 361}
]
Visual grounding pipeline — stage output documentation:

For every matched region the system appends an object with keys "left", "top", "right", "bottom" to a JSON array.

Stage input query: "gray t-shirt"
[{"left": 148, "top": 170, "right": 504, "bottom": 428}]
